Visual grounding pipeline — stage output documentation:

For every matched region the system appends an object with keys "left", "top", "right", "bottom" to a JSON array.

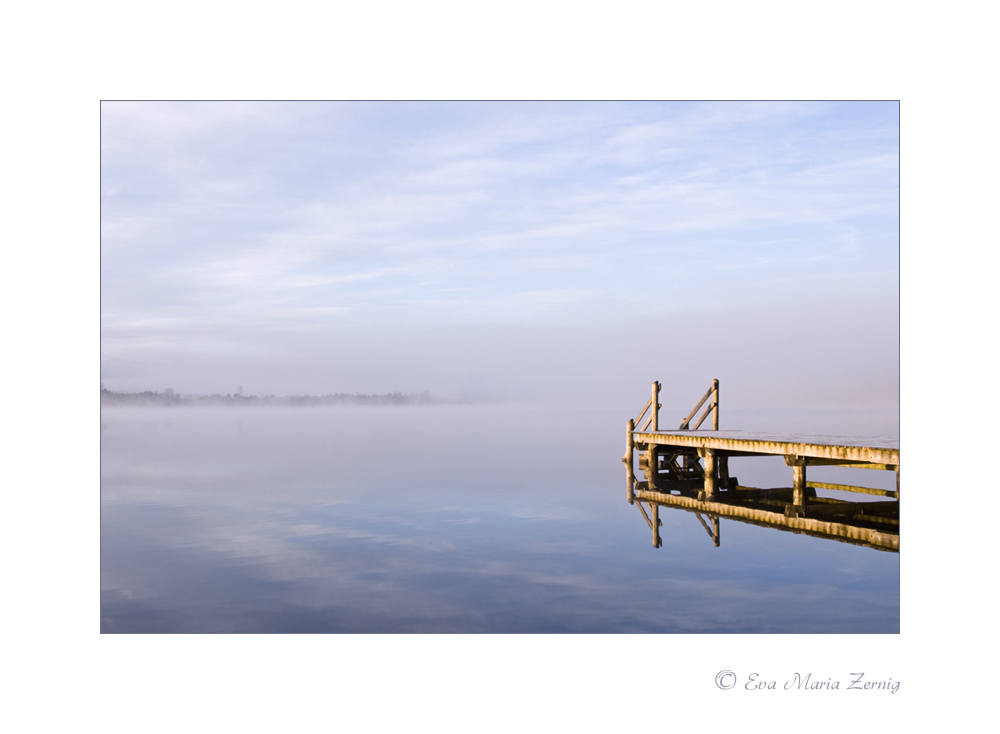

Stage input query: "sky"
[{"left": 100, "top": 101, "right": 899, "bottom": 410}]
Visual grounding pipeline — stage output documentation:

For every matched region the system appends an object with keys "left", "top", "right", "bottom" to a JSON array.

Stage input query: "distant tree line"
[{"left": 100, "top": 384, "right": 433, "bottom": 406}]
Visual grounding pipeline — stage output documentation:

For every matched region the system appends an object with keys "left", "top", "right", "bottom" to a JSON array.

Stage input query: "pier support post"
[
  {"left": 719, "top": 454, "right": 730, "bottom": 491},
  {"left": 647, "top": 445, "right": 660, "bottom": 490},
  {"left": 712, "top": 515, "right": 720, "bottom": 547},
  {"left": 785, "top": 455, "right": 807, "bottom": 514},
  {"left": 625, "top": 419, "right": 635, "bottom": 504},
  {"left": 792, "top": 463, "right": 806, "bottom": 506},
  {"left": 652, "top": 502, "right": 661, "bottom": 548},
  {"left": 701, "top": 449, "right": 717, "bottom": 500}
]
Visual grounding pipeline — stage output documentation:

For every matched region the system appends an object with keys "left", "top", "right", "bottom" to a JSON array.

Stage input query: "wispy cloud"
[{"left": 101, "top": 102, "right": 898, "bottom": 397}]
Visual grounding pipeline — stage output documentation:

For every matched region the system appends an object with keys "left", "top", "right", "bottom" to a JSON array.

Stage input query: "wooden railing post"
[
  {"left": 651, "top": 381, "right": 660, "bottom": 432},
  {"left": 712, "top": 379, "right": 719, "bottom": 430}
]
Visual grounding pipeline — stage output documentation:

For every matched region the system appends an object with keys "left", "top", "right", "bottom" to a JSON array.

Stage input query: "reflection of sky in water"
[{"left": 101, "top": 405, "right": 899, "bottom": 633}]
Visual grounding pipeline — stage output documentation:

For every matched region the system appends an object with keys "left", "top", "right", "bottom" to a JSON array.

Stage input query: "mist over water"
[
  {"left": 99, "top": 297, "right": 899, "bottom": 408},
  {"left": 101, "top": 403, "right": 898, "bottom": 633}
]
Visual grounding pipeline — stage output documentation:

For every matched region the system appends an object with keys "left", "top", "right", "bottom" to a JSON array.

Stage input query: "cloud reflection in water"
[{"left": 101, "top": 405, "right": 898, "bottom": 633}]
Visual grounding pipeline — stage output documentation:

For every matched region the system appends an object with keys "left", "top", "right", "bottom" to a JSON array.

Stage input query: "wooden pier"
[{"left": 623, "top": 381, "right": 899, "bottom": 552}]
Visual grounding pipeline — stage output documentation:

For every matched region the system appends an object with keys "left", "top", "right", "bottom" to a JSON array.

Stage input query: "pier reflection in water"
[{"left": 630, "top": 486, "right": 898, "bottom": 552}]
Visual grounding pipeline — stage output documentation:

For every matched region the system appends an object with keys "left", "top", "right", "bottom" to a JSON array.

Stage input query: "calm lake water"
[{"left": 100, "top": 403, "right": 899, "bottom": 633}]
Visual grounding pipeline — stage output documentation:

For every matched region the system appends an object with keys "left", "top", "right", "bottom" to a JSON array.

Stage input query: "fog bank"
[{"left": 101, "top": 296, "right": 898, "bottom": 412}]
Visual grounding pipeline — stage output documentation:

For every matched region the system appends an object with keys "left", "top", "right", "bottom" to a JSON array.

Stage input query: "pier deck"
[{"left": 633, "top": 430, "right": 899, "bottom": 466}]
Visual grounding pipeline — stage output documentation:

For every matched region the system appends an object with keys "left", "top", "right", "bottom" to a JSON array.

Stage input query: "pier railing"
[
  {"left": 630, "top": 379, "right": 719, "bottom": 434},
  {"left": 678, "top": 379, "right": 719, "bottom": 431},
  {"left": 632, "top": 381, "right": 661, "bottom": 432}
]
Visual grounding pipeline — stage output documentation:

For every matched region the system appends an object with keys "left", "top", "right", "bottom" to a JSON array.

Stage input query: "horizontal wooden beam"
[
  {"left": 799, "top": 498, "right": 898, "bottom": 514},
  {"left": 803, "top": 458, "right": 898, "bottom": 471},
  {"left": 734, "top": 486, "right": 795, "bottom": 497},
  {"left": 633, "top": 432, "right": 898, "bottom": 465},
  {"left": 807, "top": 481, "right": 898, "bottom": 498}
]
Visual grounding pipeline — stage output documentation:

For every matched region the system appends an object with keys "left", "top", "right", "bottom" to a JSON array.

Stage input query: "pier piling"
[{"left": 625, "top": 418, "right": 635, "bottom": 504}]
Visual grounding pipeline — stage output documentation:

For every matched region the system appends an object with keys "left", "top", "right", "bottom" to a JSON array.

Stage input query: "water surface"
[{"left": 100, "top": 404, "right": 899, "bottom": 633}]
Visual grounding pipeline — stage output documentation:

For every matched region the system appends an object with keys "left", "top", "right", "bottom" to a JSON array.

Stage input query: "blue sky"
[{"left": 101, "top": 101, "right": 898, "bottom": 407}]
